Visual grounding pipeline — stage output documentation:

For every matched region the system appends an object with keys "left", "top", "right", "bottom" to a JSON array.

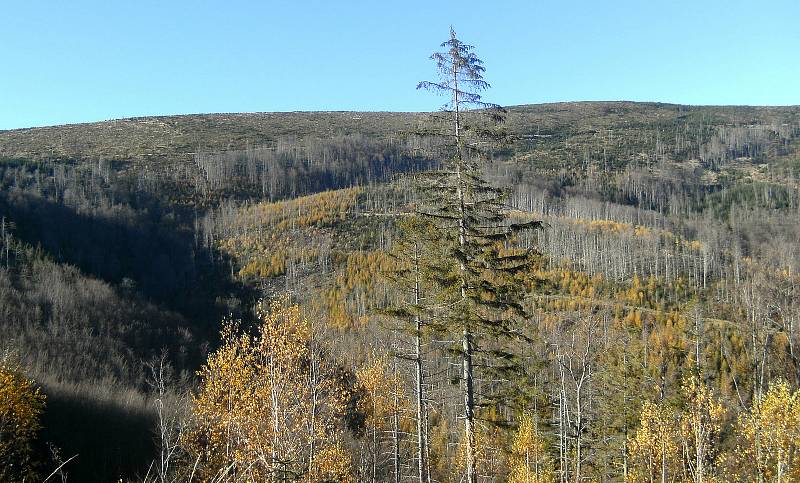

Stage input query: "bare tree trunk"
[
  {"left": 415, "top": 316, "right": 429, "bottom": 483},
  {"left": 413, "top": 243, "right": 429, "bottom": 483},
  {"left": 789, "top": 313, "right": 800, "bottom": 388},
  {"left": 393, "top": 378, "right": 401, "bottom": 483},
  {"left": 270, "top": 357, "right": 280, "bottom": 482},
  {"left": 622, "top": 348, "right": 629, "bottom": 483},
  {"left": 424, "top": 399, "right": 433, "bottom": 483},
  {"left": 307, "top": 348, "right": 318, "bottom": 483},
  {"left": 575, "top": 391, "right": 582, "bottom": 482},
  {"left": 694, "top": 307, "right": 702, "bottom": 372},
  {"left": 372, "top": 397, "right": 378, "bottom": 483},
  {"left": 557, "top": 359, "right": 568, "bottom": 483}
]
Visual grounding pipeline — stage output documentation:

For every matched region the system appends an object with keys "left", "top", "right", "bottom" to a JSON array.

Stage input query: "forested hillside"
[{"left": 1, "top": 97, "right": 800, "bottom": 481}]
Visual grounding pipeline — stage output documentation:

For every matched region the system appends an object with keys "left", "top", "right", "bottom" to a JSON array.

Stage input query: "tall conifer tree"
[{"left": 416, "top": 27, "right": 540, "bottom": 483}]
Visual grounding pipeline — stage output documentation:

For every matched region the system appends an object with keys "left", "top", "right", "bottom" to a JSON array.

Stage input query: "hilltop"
[{"left": 3, "top": 101, "right": 798, "bottom": 163}]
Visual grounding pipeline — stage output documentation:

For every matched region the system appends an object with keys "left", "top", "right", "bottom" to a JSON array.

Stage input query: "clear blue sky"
[{"left": 2, "top": 0, "right": 798, "bottom": 130}]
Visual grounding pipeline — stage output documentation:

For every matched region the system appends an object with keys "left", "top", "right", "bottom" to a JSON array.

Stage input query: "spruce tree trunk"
[
  {"left": 456, "top": 159, "right": 477, "bottom": 483},
  {"left": 463, "top": 328, "right": 476, "bottom": 483}
]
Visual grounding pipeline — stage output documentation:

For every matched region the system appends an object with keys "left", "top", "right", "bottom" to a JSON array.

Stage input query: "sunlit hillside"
[{"left": 1, "top": 100, "right": 800, "bottom": 481}]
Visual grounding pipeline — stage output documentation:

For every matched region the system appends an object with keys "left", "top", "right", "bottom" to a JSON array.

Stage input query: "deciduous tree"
[
  {"left": 0, "top": 356, "right": 46, "bottom": 482},
  {"left": 185, "top": 298, "right": 354, "bottom": 482},
  {"left": 508, "top": 412, "right": 555, "bottom": 483},
  {"left": 679, "top": 376, "right": 725, "bottom": 483},
  {"left": 628, "top": 399, "right": 680, "bottom": 483},
  {"left": 735, "top": 380, "right": 800, "bottom": 482}
]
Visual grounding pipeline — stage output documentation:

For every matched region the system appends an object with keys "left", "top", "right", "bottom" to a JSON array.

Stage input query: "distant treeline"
[{"left": 192, "top": 134, "right": 437, "bottom": 200}]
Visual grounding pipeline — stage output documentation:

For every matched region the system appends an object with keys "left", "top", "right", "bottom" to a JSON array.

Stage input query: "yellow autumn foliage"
[
  {"left": 679, "top": 376, "right": 725, "bottom": 483},
  {"left": 735, "top": 380, "right": 800, "bottom": 482},
  {"left": 185, "top": 298, "right": 353, "bottom": 481},
  {"left": 215, "top": 188, "right": 361, "bottom": 281},
  {"left": 231, "top": 188, "right": 360, "bottom": 233},
  {"left": 628, "top": 399, "right": 680, "bottom": 482},
  {"left": 355, "top": 357, "right": 409, "bottom": 482},
  {"left": 322, "top": 250, "right": 394, "bottom": 329},
  {"left": 356, "top": 357, "right": 406, "bottom": 430},
  {"left": 508, "top": 412, "right": 555, "bottom": 483},
  {"left": 0, "top": 358, "right": 46, "bottom": 482},
  {"left": 307, "top": 444, "right": 355, "bottom": 483}
]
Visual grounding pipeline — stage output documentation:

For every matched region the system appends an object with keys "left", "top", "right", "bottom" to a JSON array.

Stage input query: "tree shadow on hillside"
[
  {"left": 39, "top": 382, "right": 157, "bottom": 483},
  {"left": 0, "top": 189, "right": 251, "bottom": 328}
]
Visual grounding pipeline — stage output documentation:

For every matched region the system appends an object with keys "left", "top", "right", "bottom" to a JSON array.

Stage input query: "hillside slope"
[{"left": 2, "top": 101, "right": 800, "bottom": 480}]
